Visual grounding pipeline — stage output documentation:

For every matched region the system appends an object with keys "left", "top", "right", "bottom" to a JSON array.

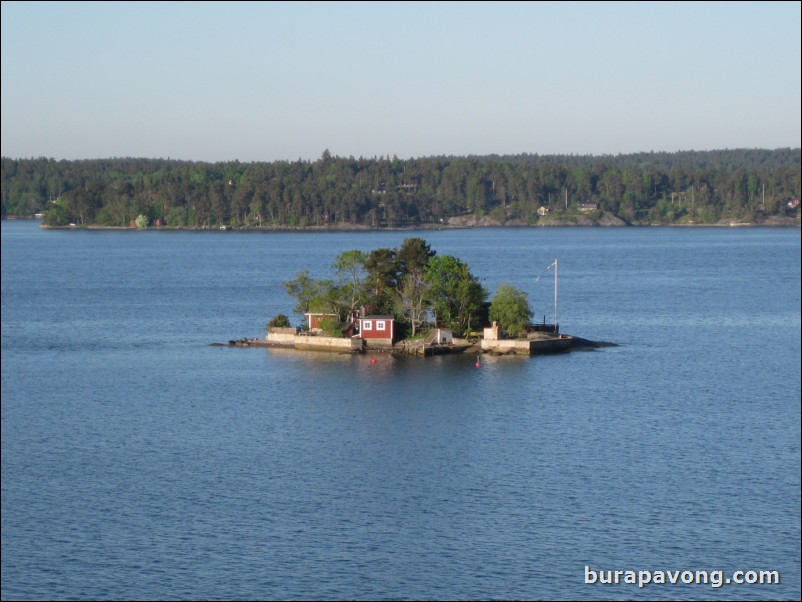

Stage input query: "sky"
[{"left": 1, "top": 0, "right": 800, "bottom": 163}]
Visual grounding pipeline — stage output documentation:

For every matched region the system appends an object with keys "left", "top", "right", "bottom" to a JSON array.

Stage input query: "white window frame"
[
  {"left": 363, "top": 320, "right": 372, "bottom": 331},
  {"left": 376, "top": 320, "right": 385, "bottom": 331}
]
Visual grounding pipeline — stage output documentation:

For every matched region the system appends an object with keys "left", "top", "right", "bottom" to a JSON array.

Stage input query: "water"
[{"left": 2, "top": 221, "right": 800, "bottom": 601}]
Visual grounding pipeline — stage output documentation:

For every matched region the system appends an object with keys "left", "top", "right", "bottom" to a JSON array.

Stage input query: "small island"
[{"left": 226, "top": 237, "right": 612, "bottom": 356}]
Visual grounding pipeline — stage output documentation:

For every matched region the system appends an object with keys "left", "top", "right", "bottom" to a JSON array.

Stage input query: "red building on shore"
[{"left": 357, "top": 316, "right": 394, "bottom": 347}]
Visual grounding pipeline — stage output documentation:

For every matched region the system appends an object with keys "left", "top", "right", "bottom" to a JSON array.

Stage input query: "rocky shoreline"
[
  {"left": 217, "top": 334, "right": 619, "bottom": 356},
  {"left": 7, "top": 210, "right": 799, "bottom": 230},
  {"left": 29, "top": 213, "right": 801, "bottom": 231}
]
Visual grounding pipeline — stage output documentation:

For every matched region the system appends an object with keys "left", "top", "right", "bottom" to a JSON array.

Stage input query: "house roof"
[{"left": 359, "top": 315, "right": 394, "bottom": 320}]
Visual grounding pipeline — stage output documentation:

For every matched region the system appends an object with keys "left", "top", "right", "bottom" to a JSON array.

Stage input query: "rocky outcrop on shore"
[
  {"left": 31, "top": 213, "right": 799, "bottom": 231},
  {"left": 446, "top": 212, "right": 629, "bottom": 228}
]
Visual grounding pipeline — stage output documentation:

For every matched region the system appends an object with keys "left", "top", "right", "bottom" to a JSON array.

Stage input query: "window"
[
  {"left": 363, "top": 320, "right": 372, "bottom": 331},
  {"left": 376, "top": 320, "right": 385, "bottom": 331}
]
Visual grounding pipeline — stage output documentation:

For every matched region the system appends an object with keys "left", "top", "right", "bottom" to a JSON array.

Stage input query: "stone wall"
[
  {"left": 295, "top": 336, "right": 363, "bottom": 352},
  {"left": 481, "top": 339, "right": 532, "bottom": 354},
  {"left": 268, "top": 327, "right": 298, "bottom": 335},
  {"left": 266, "top": 329, "right": 298, "bottom": 344},
  {"left": 481, "top": 336, "right": 573, "bottom": 354},
  {"left": 266, "top": 329, "right": 363, "bottom": 352}
]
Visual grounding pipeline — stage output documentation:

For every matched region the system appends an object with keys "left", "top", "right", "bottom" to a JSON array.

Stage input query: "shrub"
[
  {"left": 268, "top": 314, "right": 291, "bottom": 328},
  {"left": 318, "top": 316, "right": 343, "bottom": 337}
]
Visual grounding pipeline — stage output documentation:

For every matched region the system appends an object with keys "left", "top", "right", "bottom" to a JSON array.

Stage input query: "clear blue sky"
[{"left": 2, "top": 0, "right": 800, "bottom": 162}]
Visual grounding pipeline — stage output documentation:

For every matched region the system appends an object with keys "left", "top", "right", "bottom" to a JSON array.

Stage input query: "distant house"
[
  {"left": 305, "top": 312, "right": 338, "bottom": 331},
  {"left": 578, "top": 202, "right": 598, "bottom": 213},
  {"left": 537, "top": 206, "right": 549, "bottom": 217},
  {"left": 358, "top": 316, "right": 394, "bottom": 347},
  {"left": 788, "top": 198, "right": 800, "bottom": 209}
]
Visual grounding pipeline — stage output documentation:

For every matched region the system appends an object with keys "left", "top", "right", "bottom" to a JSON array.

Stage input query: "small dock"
[
  {"left": 480, "top": 334, "right": 573, "bottom": 355},
  {"left": 479, "top": 321, "right": 573, "bottom": 355}
]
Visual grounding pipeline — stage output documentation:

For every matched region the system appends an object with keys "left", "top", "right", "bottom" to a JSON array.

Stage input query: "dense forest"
[{"left": 2, "top": 148, "right": 800, "bottom": 227}]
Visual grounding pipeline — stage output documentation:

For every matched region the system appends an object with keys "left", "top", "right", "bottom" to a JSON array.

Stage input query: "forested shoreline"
[{"left": 2, "top": 148, "right": 800, "bottom": 228}]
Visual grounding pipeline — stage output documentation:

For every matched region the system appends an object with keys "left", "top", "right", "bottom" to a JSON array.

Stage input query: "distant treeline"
[{"left": 1, "top": 148, "right": 800, "bottom": 227}]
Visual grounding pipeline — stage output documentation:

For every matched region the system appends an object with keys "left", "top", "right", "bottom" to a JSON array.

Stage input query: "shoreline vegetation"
[{"left": 2, "top": 148, "right": 800, "bottom": 229}]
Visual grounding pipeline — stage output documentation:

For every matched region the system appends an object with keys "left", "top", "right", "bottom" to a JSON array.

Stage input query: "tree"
[
  {"left": 364, "top": 247, "right": 399, "bottom": 313},
  {"left": 397, "top": 237, "right": 435, "bottom": 277},
  {"left": 392, "top": 238, "right": 438, "bottom": 335},
  {"left": 283, "top": 270, "right": 324, "bottom": 315},
  {"left": 396, "top": 271, "right": 430, "bottom": 337},
  {"left": 43, "top": 197, "right": 69, "bottom": 226},
  {"left": 452, "top": 275, "right": 488, "bottom": 335},
  {"left": 424, "top": 254, "right": 487, "bottom": 335},
  {"left": 332, "top": 249, "right": 368, "bottom": 316},
  {"left": 489, "top": 283, "right": 533, "bottom": 337}
]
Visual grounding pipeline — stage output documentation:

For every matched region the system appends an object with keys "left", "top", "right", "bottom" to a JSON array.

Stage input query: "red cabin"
[{"left": 357, "top": 316, "right": 394, "bottom": 347}]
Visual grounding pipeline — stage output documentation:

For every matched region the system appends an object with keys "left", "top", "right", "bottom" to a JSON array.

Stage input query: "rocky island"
[{"left": 221, "top": 237, "right": 615, "bottom": 357}]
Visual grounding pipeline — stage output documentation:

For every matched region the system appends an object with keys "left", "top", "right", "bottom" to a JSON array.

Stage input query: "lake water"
[{"left": 1, "top": 220, "right": 800, "bottom": 601}]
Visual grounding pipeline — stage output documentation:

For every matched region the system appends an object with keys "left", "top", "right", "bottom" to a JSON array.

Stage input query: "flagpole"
[{"left": 554, "top": 258, "right": 558, "bottom": 331}]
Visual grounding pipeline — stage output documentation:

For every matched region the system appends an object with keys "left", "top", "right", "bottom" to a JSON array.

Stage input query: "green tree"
[
  {"left": 43, "top": 197, "right": 69, "bottom": 226},
  {"left": 364, "top": 247, "right": 399, "bottom": 313},
  {"left": 397, "top": 237, "right": 435, "bottom": 277},
  {"left": 284, "top": 270, "right": 326, "bottom": 315},
  {"left": 424, "top": 254, "right": 487, "bottom": 335},
  {"left": 489, "top": 283, "right": 533, "bottom": 337},
  {"left": 332, "top": 249, "right": 368, "bottom": 316},
  {"left": 396, "top": 271, "right": 430, "bottom": 337}
]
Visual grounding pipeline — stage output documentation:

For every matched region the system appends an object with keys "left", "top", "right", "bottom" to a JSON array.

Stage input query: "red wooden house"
[{"left": 357, "top": 316, "right": 394, "bottom": 347}]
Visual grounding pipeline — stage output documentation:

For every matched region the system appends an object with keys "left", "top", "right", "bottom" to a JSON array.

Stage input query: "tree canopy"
[
  {"left": 489, "top": 283, "right": 533, "bottom": 337},
  {"left": 3, "top": 149, "right": 799, "bottom": 226},
  {"left": 425, "top": 254, "right": 487, "bottom": 335},
  {"left": 282, "top": 238, "right": 487, "bottom": 336}
]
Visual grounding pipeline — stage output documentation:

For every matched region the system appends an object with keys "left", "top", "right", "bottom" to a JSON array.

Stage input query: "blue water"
[{"left": 2, "top": 221, "right": 800, "bottom": 601}]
